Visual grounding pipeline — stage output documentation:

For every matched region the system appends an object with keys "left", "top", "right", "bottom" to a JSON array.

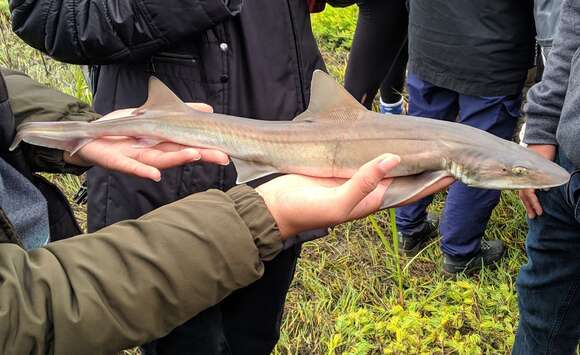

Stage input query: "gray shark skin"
[{"left": 10, "top": 70, "right": 570, "bottom": 208}]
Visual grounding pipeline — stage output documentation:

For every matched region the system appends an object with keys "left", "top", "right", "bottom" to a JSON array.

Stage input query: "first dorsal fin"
[
  {"left": 308, "top": 70, "right": 367, "bottom": 113},
  {"left": 294, "top": 70, "right": 368, "bottom": 122},
  {"left": 133, "top": 77, "right": 194, "bottom": 115}
]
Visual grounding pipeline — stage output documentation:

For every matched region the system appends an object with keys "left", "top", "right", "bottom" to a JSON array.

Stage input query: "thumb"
[{"left": 336, "top": 154, "right": 400, "bottom": 213}]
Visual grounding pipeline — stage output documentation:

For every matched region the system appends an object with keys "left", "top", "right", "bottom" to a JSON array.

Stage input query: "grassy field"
[{"left": 1, "top": 6, "right": 530, "bottom": 354}]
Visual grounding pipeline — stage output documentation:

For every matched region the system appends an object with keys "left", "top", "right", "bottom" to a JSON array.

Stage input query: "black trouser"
[{"left": 344, "top": 0, "right": 409, "bottom": 108}]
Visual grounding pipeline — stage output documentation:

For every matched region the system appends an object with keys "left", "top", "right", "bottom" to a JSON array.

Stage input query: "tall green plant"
[
  {"left": 311, "top": 5, "right": 358, "bottom": 51},
  {"left": 368, "top": 211, "right": 405, "bottom": 306},
  {"left": 0, "top": 2, "right": 9, "bottom": 17}
]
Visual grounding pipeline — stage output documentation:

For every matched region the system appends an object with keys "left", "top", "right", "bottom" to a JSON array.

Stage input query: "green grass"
[
  {"left": 0, "top": 2, "right": 8, "bottom": 16},
  {"left": 0, "top": 7, "right": 528, "bottom": 354}
]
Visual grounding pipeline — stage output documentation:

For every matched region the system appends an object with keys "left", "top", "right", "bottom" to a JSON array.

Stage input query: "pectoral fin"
[
  {"left": 380, "top": 171, "right": 452, "bottom": 209},
  {"left": 232, "top": 157, "right": 279, "bottom": 184}
]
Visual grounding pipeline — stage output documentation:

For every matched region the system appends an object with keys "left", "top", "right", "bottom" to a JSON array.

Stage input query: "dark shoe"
[
  {"left": 397, "top": 215, "right": 439, "bottom": 257},
  {"left": 442, "top": 240, "right": 506, "bottom": 276}
]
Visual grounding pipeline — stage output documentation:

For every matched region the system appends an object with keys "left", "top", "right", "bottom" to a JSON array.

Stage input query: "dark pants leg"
[
  {"left": 344, "top": 0, "right": 408, "bottom": 108},
  {"left": 513, "top": 153, "right": 580, "bottom": 355},
  {"left": 379, "top": 38, "right": 408, "bottom": 104},
  {"left": 221, "top": 244, "right": 301, "bottom": 354},
  {"left": 141, "top": 306, "right": 229, "bottom": 355},
  {"left": 395, "top": 74, "right": 458, "bottom": 235},
  {"left": 396, "top": 75, "right": 520, "bottom": 256},
  {"left": 437, "top": 94, "right": 520, "bottom": 257},
  {"left": 143, "top": 242, "right": 301, "bottom": 355}
]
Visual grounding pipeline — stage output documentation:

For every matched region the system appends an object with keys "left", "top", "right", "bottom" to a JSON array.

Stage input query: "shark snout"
[
  {"left": 532, "top": 160, "right": 571, "bottom": 189},
  {"left": 467, "top": 155, "right": 571, "bottom": 190}
]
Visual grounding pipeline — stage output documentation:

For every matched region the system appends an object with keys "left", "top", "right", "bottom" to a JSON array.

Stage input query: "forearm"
[
  {"left": 524, "top": 0, "right": 578, "bottom": 145},
  {"left": 0, "top": 185, "right": 282, "bottom": 354},
  {"left": 10, "top": 0, "right": 242, "bottom": 64}
]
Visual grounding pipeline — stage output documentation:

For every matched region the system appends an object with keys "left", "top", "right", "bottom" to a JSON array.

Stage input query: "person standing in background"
[
  {"left": 514, "top": 0, "right": 579, "bottom": 352},
  {"left": 396, "top": 0, "right": 536, "bottom": 275},
  {"left": 515, "top": 0, "right": 563, "bottom": 144},
  {"left": 534, "top": 0, "right": 563, "bottom": 59},
  {"left": 343, "top": 0, "right": 408, "bottom": 114}
]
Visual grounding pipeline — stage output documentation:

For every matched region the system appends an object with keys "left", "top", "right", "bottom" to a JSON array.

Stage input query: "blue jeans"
[
  {"left": 513, "top": 151, "right": 580, "bottom": 355},
  {"left": 396, "top": 74, "right": 521, "bottom": 257}
]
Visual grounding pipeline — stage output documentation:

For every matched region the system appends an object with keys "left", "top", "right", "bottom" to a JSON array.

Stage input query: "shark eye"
[{"left": 512, "top": 167, "right": 528, "bottom": 176}]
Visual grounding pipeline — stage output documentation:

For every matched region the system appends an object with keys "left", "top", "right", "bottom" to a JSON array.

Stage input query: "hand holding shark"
[
  {"left": 64, "top": 103, "right": 230, "bottom": 181},
  {"left": 258, "top": 154, "right": 453, "bottom": 237}
]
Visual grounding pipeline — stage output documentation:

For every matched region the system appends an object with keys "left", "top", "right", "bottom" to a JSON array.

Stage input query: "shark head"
[{"left": 444, "top": 135, "right": 570, "bottom": 190}]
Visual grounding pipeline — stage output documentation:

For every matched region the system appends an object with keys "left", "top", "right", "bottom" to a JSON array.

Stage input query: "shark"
[{"left": 10, "top": 70, "right": 570, "bottom": 208}]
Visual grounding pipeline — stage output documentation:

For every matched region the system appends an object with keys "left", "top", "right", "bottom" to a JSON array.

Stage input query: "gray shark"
[{"left": 11, "top": 70, "right": 570, "bottom": 208}]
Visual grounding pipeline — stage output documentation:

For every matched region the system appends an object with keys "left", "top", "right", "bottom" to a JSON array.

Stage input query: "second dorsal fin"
[
  {"left": 294, "top": 70, "right": 368, "bottom": 122},
  {"left": 308, "top": 70, "right": 367, "bottom": 113},
  {"left": 133, "top": 77, "right": 194, "bottom": 115}
]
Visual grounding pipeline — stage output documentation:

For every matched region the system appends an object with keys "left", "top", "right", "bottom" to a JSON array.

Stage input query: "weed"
[{"left": 311, "top": 5, "right": 358, "bottom": 51}]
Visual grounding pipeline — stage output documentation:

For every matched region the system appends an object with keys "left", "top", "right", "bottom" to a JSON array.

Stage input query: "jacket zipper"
[
  {"left": 285, "top": 0, "right": 307, "bottom": 109},
  {"left": 152, "top": 52, "right": 199, "bottom": 65}
]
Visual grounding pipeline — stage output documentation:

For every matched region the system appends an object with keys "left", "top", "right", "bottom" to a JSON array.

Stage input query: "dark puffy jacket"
[
  {"left": 408, "top": 0, "right": 536, "bottom": 97},
  {"left": 10, "top": 0, "right": 326, "bottom": 232}
]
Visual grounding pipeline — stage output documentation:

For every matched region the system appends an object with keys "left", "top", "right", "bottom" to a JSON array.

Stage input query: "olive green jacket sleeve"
[
  {"left": 2, "top": 68, "right": 101, "bottom": 173},
  {"left": 0, "top": 185, "right": 283, "bottom": 355}
]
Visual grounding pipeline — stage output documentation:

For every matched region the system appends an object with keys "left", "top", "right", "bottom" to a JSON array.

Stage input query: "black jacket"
[
  {"left": 11, "top": 0, "right": 325, "bottom": 232},
  {"left": 0, "top": 69, "right": 94, "bottom": 243},
  {"left": 408, "top": 0, "right": 536, "bottom": 96}
]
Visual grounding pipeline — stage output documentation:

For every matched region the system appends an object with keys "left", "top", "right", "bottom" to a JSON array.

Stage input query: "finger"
[
  {"left": 106, "top": 155, "right": 162, "bottom": 182},
  {"left": 135, "top": 148, "right": 201, "bottom": 169},
  {"left": 527, "top": 190, "right": 543, "bottom": 217},
  {"left": 347, "top": 178, "right": 394, "bottom": 219},
  {"left": 97, "top": 108, "right": 139, "bottom": 121},
  {"left": 519, "top": 194, "right": 535, "bottom": 219},
  {"left": 147, "top": 142, "right": 198, "bottom": 153},
  {"left": 336, "top": 154, "right": 400, "bottom": 214},
  {"left": 518, "top": 190, "right": 537, "bottom": 219},
  {"left": 143, "top": 143, "right": 230, "bottom": 166},
  {"left": 185, "top": 103, "right": 214, "bottom": 113},
  {"left": 140, "top": 142, "right": 229, "bottom": 165},
  {"left": 197, "top": 148, "right": 230, "bottom": 165}
]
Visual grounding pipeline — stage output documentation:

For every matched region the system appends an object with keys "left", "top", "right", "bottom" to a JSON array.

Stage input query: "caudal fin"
[{"left": 9, "top": 121, "right": 93, "bottom": 154}]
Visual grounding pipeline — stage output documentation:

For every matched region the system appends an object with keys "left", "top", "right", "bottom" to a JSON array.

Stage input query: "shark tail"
[{"left": 10, "top": 121, "right": 94, "bottom": 154}]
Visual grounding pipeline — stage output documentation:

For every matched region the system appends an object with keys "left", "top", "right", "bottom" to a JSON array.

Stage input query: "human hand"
[
  {"left": 63, "top": 103, "right": 230, "bottom": 181},
  {"left": 256, "top": 154, "right": 453, "bottom": 238},
  {"left": 519, "top": 144, "right": 557, "bottom": 219}
]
